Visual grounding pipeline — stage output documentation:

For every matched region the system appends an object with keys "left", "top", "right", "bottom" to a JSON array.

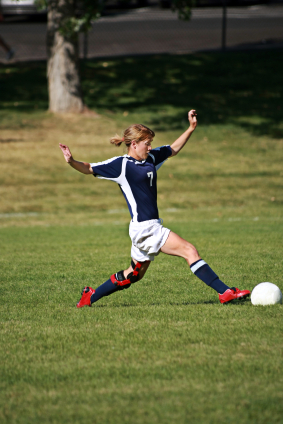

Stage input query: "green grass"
[
  {"left": 0, "top": 50, "right": 283, "bottom": 423},
  {"left": 0, "top": 222, "right": 283, "bottom": 424}
]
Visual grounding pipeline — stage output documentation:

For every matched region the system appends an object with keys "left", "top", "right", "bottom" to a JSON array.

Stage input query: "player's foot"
[
  {"left": 219, "top": 287, "right": 251, "bottom": 304},
  {"left": 76, "top": 286, "right": 95, "bottom": 308}
]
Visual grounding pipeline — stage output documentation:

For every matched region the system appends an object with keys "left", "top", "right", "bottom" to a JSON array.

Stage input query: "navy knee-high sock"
[
  {"left": 90, "top": 277, "right": 131, "bottom": 304},
  {"left": 90, "top": 279, "right": 118, "bottom": 304},
  {"left": 190, "top": 260, "right": 230, "bottom": 294}
]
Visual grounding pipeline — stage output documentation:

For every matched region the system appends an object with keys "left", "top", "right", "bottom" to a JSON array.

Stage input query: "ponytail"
[{"left": 110, "top": 135, "right": 128, "bottom": 147}]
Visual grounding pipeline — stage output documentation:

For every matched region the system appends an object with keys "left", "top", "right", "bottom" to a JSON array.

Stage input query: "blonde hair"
[{"left": 110, "top": 124, "right": 155, "bottom": 148}]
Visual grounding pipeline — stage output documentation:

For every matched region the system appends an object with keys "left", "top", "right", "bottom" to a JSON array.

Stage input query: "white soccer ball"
[{"left": 251, "top": 282, "right": 282, "bottom": 306}]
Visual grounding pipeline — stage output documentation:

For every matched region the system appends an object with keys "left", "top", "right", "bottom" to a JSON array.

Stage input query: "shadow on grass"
[
  {"left": 82, "top": 51, "right": 283, "bottom": 138},
  {"left": 93, "top": 299, "right": 250, "bottom": 307},
  {"left": 0, "top": 61, "right": 48, "bottom": 113},
  {"left": 0, "top": 138, "right": 25, "bottom": 143},
  {"left": 0, "top": 50, "right": 282, "bottom": 137}
]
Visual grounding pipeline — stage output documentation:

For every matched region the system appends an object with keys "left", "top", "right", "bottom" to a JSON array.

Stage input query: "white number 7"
[{"left": 147, "top": 171, "right": 153, "bottom": 187}]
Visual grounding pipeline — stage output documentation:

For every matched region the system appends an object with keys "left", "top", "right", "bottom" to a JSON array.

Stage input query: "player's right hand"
[{"left": 59, "top": 143, "right": 73, "bottom": 163}]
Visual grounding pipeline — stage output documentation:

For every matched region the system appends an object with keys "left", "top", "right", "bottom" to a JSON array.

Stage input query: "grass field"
[{"left": 0, "top": 50, "right": 283, "bottom": 423}]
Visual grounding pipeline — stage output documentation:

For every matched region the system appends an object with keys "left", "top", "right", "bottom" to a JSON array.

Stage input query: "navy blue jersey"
[{"left": 90, "top": 145, "right": 172, "bottom": 222}]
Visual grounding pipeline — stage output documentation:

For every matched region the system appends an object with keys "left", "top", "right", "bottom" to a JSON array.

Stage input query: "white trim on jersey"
[
  {"left": 148, "top": 145, "right": 170, "bottom": 171},
  {"left": 124, "top": 154, "right": 147, "bottom": 166},
  {"left": 119, "top": 157, "right": 139, "bottom": 222},
  {"left": 148, "top": 153, "right": 155, "bottom": 164},
  {"left": 90, "top": 156, "right": 121, "bottom": 182}
]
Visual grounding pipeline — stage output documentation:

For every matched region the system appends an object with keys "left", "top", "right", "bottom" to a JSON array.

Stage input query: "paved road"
[{"left": 0, "top": 4, "right": 282, "bottom": 62}]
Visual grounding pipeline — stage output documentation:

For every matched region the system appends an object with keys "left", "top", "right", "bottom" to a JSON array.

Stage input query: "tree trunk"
[{"left": 47, "top": 0, "right": 84, "bottom": 113}]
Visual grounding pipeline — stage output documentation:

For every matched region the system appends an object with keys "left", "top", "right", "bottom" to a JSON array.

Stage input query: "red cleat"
[
  {"left": 219, "top": 287, "right": 251, "bottom": 304},
  {"left": 76, "top": 286, "right": 95, "bottom": 308}
]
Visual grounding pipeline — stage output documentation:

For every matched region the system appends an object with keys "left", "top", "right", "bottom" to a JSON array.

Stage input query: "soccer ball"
[{"left": 251, "top": 282, "right": 282, "bottom": 306}]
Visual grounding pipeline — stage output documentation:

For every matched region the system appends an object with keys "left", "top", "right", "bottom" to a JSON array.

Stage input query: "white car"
[{"left": 1, "top": 0, "right": 46, "bottom": 16}]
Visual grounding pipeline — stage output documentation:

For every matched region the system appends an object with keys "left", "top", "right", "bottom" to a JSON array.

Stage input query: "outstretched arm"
[
  {"left": 170, "top": 110, "right": 197, "bottom": 157},
  {"left": 59, "top": 144, "right": 93, "bottom": 174}
]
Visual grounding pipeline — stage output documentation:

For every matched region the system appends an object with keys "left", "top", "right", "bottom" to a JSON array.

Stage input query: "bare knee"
[
  {"left": 161, "top": 231, "right": 201, "bottom": 265},
  {"left": 183, "top": 243, "right": 200, "bottom": 265}
]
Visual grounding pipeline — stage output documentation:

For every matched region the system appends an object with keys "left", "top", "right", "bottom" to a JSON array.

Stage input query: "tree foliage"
[
  {"left": 36, "top": 0, "right": 194, "bottom": 39},
  {"left": 172, "top": 0, "right": 195, "bottom": 20}
]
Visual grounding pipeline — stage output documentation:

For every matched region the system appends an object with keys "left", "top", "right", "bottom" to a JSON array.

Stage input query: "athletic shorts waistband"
[{"left": 130, "top": 218, "right": 163, "bottom": 226}]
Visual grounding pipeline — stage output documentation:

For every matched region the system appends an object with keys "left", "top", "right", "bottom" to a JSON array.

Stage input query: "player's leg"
[
  {"left": 161, "top": 231, "right": 250, "bottom": 303},
  {"left": 77, "top": 259, "right": 151, "bottom": 307}
]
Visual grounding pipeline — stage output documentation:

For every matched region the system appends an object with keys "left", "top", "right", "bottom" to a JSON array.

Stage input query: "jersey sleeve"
[
  {"left": 90, "top": 156, "right": 123, "bottom": 181},
  {"left": 149, "top": 145, "right": 172, "bottom": 170}
]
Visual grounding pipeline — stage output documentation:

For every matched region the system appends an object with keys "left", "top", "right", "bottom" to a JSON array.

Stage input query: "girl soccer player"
[{"left": 59, "top": 110, "right": 250, "bottom": 306}]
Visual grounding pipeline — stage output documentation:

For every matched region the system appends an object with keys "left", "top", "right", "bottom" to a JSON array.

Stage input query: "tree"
[
  {"left": 47, "top": 1, "right": 82, "bottom": 113},
  {"left": 45, "top": 0, "right": 100, "bottom": 113},
  {"left": 40, "top": 0, "right": 194, "bottom": 114}
]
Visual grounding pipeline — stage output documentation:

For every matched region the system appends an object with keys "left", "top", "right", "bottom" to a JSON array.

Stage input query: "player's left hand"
[{"left": 188, "top": 110, "right": 197, "bottom": 130}]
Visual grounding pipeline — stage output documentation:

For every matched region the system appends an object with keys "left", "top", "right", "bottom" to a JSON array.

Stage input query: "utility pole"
[
  {"left": 222, "top": 0, "right": 227, "bottom": 51},
  {"left": 83, "top": 31, "right": 88, "bottom": 60}
]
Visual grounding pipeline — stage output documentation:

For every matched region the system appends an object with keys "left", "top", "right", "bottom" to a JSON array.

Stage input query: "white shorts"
[{"left": 129, "top": 218, "right": 171, "bottom": 262}]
